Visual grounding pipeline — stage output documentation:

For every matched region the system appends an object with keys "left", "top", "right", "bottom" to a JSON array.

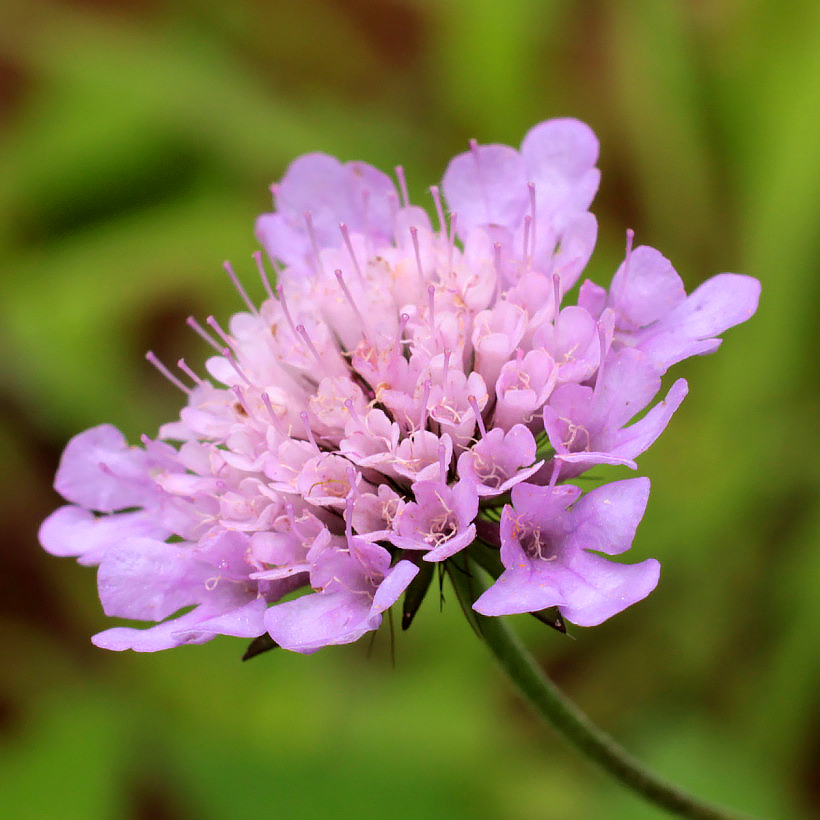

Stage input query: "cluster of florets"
[{"left": 39, "top": 119, "right": 760, "bottom": 654}]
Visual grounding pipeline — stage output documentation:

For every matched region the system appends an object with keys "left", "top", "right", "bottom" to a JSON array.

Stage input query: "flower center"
[
  {"left": 426, "top": 512, "right": 458, "bottom": 547},
  {"left": 517, "top": 523, "right": 557, "bottom": 561}
]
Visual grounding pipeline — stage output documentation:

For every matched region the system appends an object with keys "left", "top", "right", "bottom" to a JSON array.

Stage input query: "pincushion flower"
[{"left": 39, "top": 118, "right": 760, "bottom": 657}]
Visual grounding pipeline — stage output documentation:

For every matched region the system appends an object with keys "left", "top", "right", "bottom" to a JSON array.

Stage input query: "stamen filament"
[
  {"left": 468, "top": 394, "right": 487, "bottom": 438},
  {"left": 296, "top": 324, "right": 328, "bottom": 371},
  {"left": 334, "top": 269, "right": 370, "bottom": 342},
  {"left": 339, "top": 223, "right": 365, "bottom": 284},
  {"left": 231, "top": 385, "right": 255, "bottom": 418},
  {"left": 303, "top": 211, "right": 324, "bottom": 276},
  {"left": 493, "top": 242, "right": 503, "bottom": 281},
  {"left": 253, "top": 251, "right": 275, "bottom": 300},
  {"left": 206, "top": 316, "right": 235, "bottom": 349},
  {"left": 299, "top": 411, "right": 319, "bottom": 451},
  {"left": 344, "top": 398, "right": 361, "bottom": 425},
  {"left": 395, "top": 165, "right": 410, "bottom": 208},
  {"left": 177, "top": 358, "right": 204, "bottom": 385},
  {"left": 260, "top": 392, "right": 289, "bottom": 437},
  {"left": 222, "top": 348, "right": 253, "bottom": 387},
  {"left": 523, "top": 215, "right": 532, "bottom": 266},
  {"left": 276, "top": 285, "right": 300, "bottom": 340},
  {"left": 418, "top": 379, "right": 432, "bottom": 431},
  {"left": 430, "top": 185, "right": 447, "bottom": 235},
  {"left": 410, "top": 226, "right": 425, "bottom": 287},
  {"left": 527, "top": 182, "right": 537, "bottom": 261},
  {"left": 618, "top": 228, "right": 635, "bottom": 303},
  {"left": 223, "top": 260, "right": 258, "bottom": 315},
  {"left": 447, "top": 212, "right": 458, "bottom": 272},
  {"left": 594, "top": 323, "right": 608, "bottom": 398},
  {"left": 145, "top": 351, "right": 191, "bottom": 394},
  {"left": 186, "top": 316, "right": 222, "bottom": 353},
  {"left": 438, "top": 442, "right": 448, "bottom": 483}
]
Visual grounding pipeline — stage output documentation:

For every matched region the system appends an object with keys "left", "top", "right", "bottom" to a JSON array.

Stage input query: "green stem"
[{"left": 449, "top": 560, "right": 760, "bottom": 820}]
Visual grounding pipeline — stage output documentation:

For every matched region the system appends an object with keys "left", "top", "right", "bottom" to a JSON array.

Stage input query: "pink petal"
[
  {"left": 192, "top": 598, "right": 268, "bottom": 638},
  {"left": 639, "top": 274, "right": 762, "bottom": 370},
  {"left": 97, "top": 537, "right": 209, "bottom": 621},
  {"left": 264, "top": 590, "right": 373, "bottom": 655},
  {"left": 610, "top": 246, "right": 686, "bottom": 329},
  {"left": 371, "top": 560, "right": 419, "bottom": 613},
  {"left": 442, "top": 143, "right": 528, "bottom": 233},
  {"left": 521, "top": 118, "right": 600, "bottom": 181},
  {"left": 38, "top": 505, "right": 167, "bottom": 566},
  {"left": 92, "top": 606, "right": 215, "bottom": 652},
  {"left": 612, "top": 378, "right": 688, "bottom": 460},
  {"left": 54, "top": 424, "right": 155, "bottom": 512},
  {"left": 473, "top": 565, "right": 566, "bottom": 616},
  {"left": 568, "top": 477, "right": 650, "bottom": 556},
  {"left": 557, "top": 555, "right": 660, "bottom": 627}
]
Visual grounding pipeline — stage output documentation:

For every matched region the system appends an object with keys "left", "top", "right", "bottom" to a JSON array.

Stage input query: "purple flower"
[
  {"left": 473, "top": 479, "right": 659, "bottom": 626},
  {"left": 457, "top": 424, "right": 543, "bottom": 497},
  {"left": 579, "top": 240, "right": 761, "bottom": 373},
  {"left": 92, "top": 531, "right": 280, "bottom": 651},
  {"left": 391, "top": 479, "right": 478, "bottom": 561},
  {"left": 40, "top": 119, "right": 759, "bottom": 653},
  {"left": 264, "top": 533, "right": 418, "bottom": 654},
  {"left": 542, "top": 347, "right": 689, "bottom": 478}
]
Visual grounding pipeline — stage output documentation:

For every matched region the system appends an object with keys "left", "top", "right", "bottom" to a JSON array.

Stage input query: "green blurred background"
[{"left": 1, "top": 1, "right": 818, "bottom": 818}]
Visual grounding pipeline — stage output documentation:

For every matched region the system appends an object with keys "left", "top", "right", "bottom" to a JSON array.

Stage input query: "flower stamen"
[
  {"left": 145, "top": 351, "right": 191, "bottom": 395},
  {"left": 223, "top": 260, "right": 258, "bottom": 316}
]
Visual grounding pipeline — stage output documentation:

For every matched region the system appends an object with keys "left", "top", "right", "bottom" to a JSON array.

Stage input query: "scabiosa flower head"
[{"left": 39, "top": 119, "right": 760, "bottom": 654}]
